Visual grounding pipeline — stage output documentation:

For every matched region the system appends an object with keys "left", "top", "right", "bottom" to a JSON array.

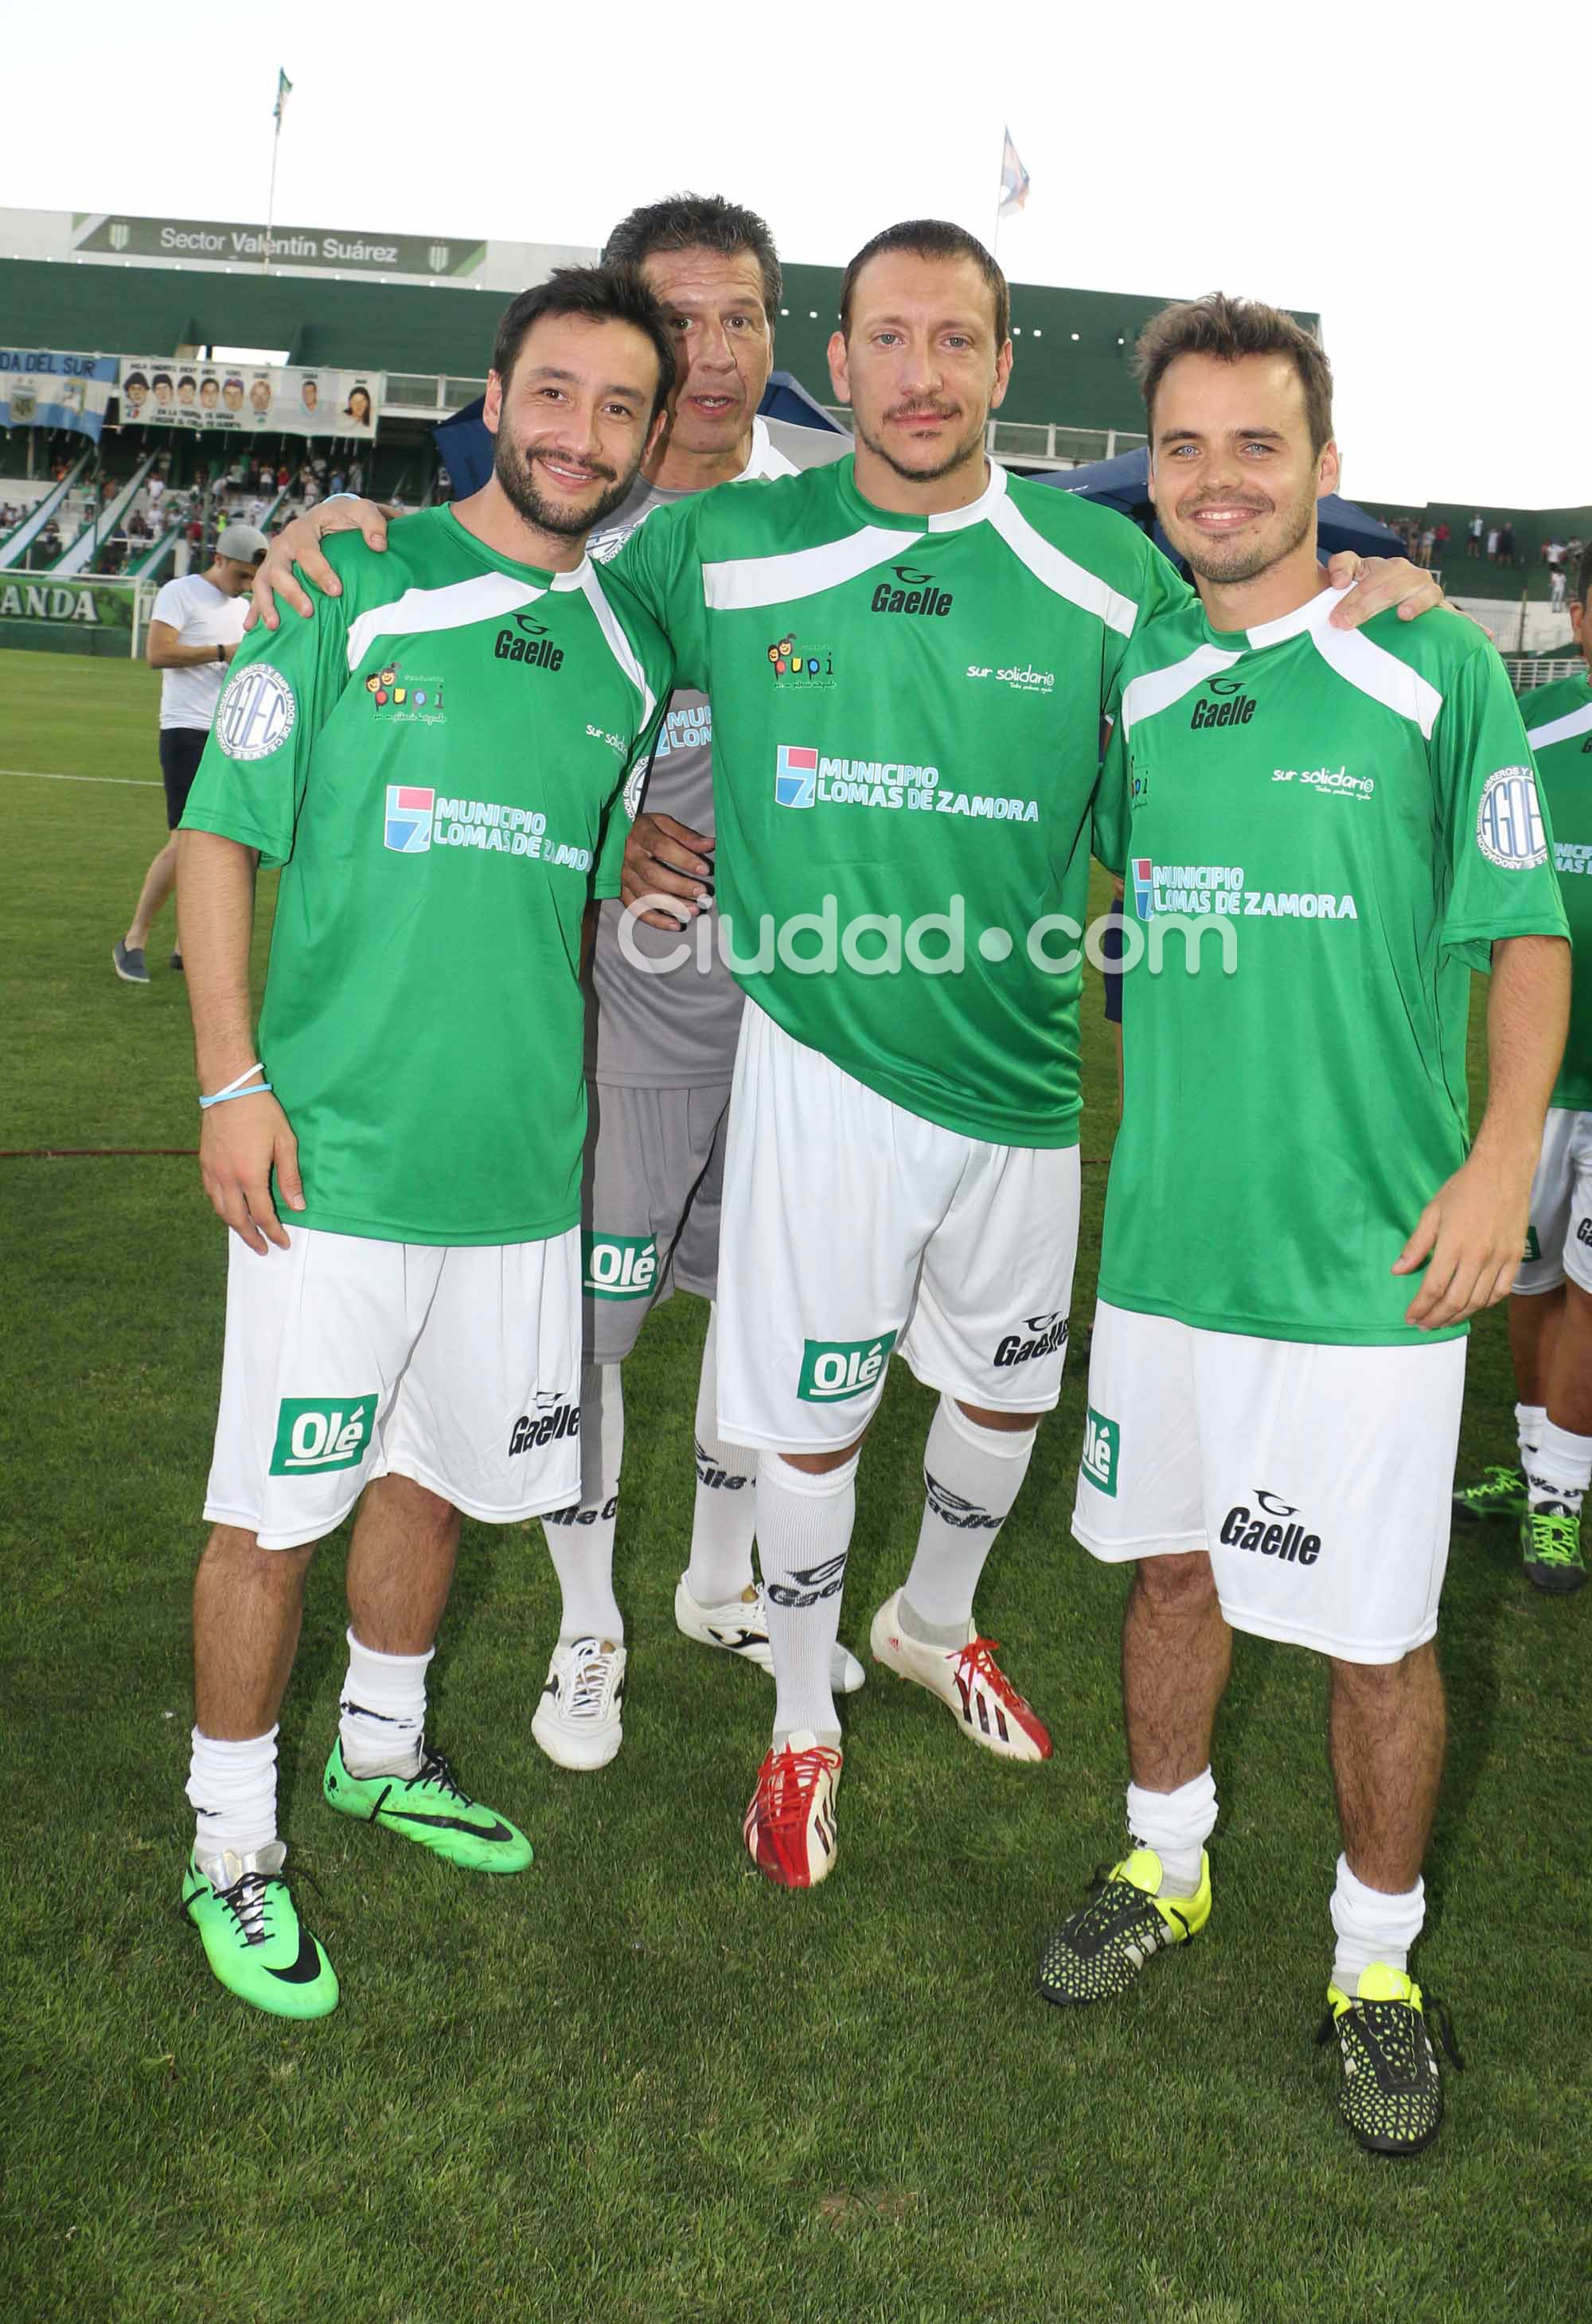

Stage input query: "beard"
[
  {"left": 853, "top": 400, "right": 989, "bottom": 487},
  {"left": 493, "top": 430, "right": 636, "bottom": 540},
  {"left": 1170, "top": 485, "right": 1316, "bottom": 585}
]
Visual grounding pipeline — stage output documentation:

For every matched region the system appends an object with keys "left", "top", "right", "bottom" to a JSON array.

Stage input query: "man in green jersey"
[
  {"left": 611, "top": 229, "right": 1441, "bottom": 1889},
  {"left": 1453, "top": 542, "right": 1592, "bottom": 1591},
  {"left": 174, "top": 269, "right": 675, "bottom": 2018},
  {"left": 1038, "top": 296, "right": 1569, "bottom": 2155}
]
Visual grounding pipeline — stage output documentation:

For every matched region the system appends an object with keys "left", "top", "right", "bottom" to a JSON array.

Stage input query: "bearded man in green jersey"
[
  {"left": 1452, "top": 540, "right": 1592, "bottom": 1592},
  {"left": 174, "top": 270, "right": 675, "bottom": 2019},
  {"left": 1040, "top": 295, "right": 1570, "bottom": 2156}
]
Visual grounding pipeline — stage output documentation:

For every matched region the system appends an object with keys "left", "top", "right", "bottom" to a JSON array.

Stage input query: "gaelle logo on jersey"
[
  {"left": 1476, "top": 766, "right": 1547, "bottom": 869},
  {"left": 1218, "top": 1488, "right": 1322, "bottom": 1566},
  {"left": 994, "top": 1311, "right": 1069, "bottom": 1367},
  {"left": 871, "top": 563, "right": 953, "bottom": 618},
  {"left": 366, "top": 662, "right": 444, "bottom": 712},
  {"left": 1190, "top": 680, "right": 1256, "bottom": 729},
  {"left": 494, "top": 609, "right": 564, "bottom": 673},
  {"left": 767, "top": 631, "right": 834, "bottom": 687},
  {"left": 508, "top": 1390, "right": 581, "bottom": 1457}
]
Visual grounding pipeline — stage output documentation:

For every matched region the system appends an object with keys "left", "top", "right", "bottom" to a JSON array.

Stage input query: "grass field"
[{"left": 2, "top": 645, "right": 1588, "bottom": 2324}]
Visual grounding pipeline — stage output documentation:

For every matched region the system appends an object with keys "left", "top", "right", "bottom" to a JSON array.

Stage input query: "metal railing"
[{"left": 1506, "top": 657, "right": 1585, "bottom": 691}]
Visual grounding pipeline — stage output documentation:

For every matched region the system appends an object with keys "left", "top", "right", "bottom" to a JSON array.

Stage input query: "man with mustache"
[
  {"left": 1040, "top": 294, "right": 1568, "bottom": 2156},
  {"left": 173, "top": 268, "right": 675, "bottom": 2018}
]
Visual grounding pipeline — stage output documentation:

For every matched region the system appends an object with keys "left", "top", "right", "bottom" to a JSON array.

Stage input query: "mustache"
[
  {"left": 886, "top": 401, "right": 960, "bottom": 423},
  {"left": 512, "top": 445, "right": 620, "bottom": 486}
]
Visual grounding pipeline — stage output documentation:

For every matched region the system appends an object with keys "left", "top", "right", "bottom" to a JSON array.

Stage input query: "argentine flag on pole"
[
  {"left": 999, "top": 128, "right": 1030, "bottom": 217},
  {"left": 274, "top": 69, "right": 293, "bottom": 127}
]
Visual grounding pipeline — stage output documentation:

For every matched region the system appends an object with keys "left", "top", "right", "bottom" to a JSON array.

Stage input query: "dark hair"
[
  {"left": 491, "top": 265, "right": 677, "bottom": 420},
  {"left": 153, "top": 372, "right": 172, "bottom": 391},
  {"left": 1578, "top": 539, "right": 1592, "bottom": 605},
  {"left": 603, "top": 193, "right": 781, "bottom": 326},
  {"left": 1136, "top": 291, "right": 1335, "bottom": 455},
  {"left": 838, "top": 220, "right": 1010, "bottom": 348},
  {"left": 123, "top": 371, "right": 149, "bottom": 392}
]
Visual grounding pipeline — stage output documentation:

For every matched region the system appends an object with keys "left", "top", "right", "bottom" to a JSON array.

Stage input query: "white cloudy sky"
[{"left": 9, "top": 1, "right": 1586, "bottom": 509}]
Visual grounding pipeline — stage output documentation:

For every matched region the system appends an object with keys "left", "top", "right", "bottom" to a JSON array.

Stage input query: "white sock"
[
  {"left": 1528, "top": 1417, "right": 1592, "bottom": 1512},
  {"left": 899, "top": 1397, "right": 1036, "bottom": 1646},
  {"left": 541, "top": 1359, "right": 625, "bottom": 1644},
  {"left": 339, "top": 1629, "right": 431, "bottom": 1776},
  {"left": 1516, "top": 1401, "right": 1547, "bottom": 1467},
  {"left": 685, "top": 1305, "right": 758, "bottom": 1606},
  {"left": 188, "top": 1725, "right": 279, "bottom": 1862},
  {"left": 1126, "top": 1767, "right": 1218, "bottom": 1898},
  {"left": 757, "top": 1449, "right": 858, "bottom": 1747},
  {"left": 1330, "top": 1854, "right": 1426, "bottom": 1991}
]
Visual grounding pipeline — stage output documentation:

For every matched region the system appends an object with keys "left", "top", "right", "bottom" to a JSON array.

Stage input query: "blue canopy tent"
[
  {"left": 1027, "top": 443, "right": 1403, "bottom": 562},
  {"left": 432, "top": 369, "right": 845, "bottom": 498}
]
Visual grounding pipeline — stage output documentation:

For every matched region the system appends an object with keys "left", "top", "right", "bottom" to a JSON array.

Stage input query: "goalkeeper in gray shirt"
[{"left": 255, "top": 193, "right": 862, "bottom": 1768}]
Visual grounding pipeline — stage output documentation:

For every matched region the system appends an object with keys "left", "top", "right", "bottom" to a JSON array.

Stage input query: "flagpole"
[
  {"left": 992, "top": 128, "right": 1005, "bottom": 264},
  {"left": 263, "top": 71, "right": 288, "bottom": 274}
]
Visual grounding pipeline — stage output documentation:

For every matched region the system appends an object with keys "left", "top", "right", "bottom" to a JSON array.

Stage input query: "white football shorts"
[
  {"left": 205, "top": 1224, "right": 582, "bottom": 1549},
  {"left": 1072, "top": 1300, "right": 1467, "bottom": 1663},
  {"left": 1515, "top": 1108, "right": 1592, "bottom": 1297},
  {"left": 715, "top": 1001, "right": 1079, "bottom": 1452}
]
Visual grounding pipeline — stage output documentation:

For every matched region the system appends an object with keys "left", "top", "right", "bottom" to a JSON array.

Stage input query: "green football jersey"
[
  {"left": 1094, "top": 586, "right": 1569, "bottom": 1345},
  {"left": 1523, "top": 667, "right": 1592, "bottom": 1110},
  {"left": 611, "top": 457, "right": 1187, "bottom": 1147},
  {"left": 181, "top": 506, "right": 672, "bottom": 1245}
]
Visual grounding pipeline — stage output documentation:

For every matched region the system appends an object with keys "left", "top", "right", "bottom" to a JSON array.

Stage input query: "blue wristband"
[{"left": 200, "top": 1082, "right": 274, "bottom": 1109}]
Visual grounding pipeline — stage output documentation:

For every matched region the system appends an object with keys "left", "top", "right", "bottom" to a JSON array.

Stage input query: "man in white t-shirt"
[{"left": 113, "top": 524, "right": 267, "bottom": 985}]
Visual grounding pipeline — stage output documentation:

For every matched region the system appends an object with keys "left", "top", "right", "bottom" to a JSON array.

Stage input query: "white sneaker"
[
  {"left": 530, "top": 1636, "right": 626, "bottom": 1772},
  {"left": 743, "top": 1730, "right": 844, "bottom": 1888},
  {"left": 674, "top": 1575, "right": 865, "bottom": 1694},
  {"left": 868, "top": 1588, "right": 1052, "bottom": 1762}
]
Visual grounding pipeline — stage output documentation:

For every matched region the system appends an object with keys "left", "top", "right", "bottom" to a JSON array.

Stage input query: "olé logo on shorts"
[
  {"left": 583, "top": 1231, "right": 659, "bottom": 1300},
  {"left": 798, "top": 1330, "right": 897, "bottom": 1402},
  {"left": 1081, "top": 1406, "right": 1119, "bottom": 1497},
  {"left": 270, "top": 1394, "right": 378, "bottom": 1476}
]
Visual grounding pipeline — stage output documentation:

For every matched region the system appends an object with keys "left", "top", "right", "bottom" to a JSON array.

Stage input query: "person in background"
[{"left": 112, "top": 524, "right": 268, "bottom": 985}]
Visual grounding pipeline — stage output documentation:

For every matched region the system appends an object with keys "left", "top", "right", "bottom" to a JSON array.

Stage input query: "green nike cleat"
[
  {"left": 181, "top": 1843, "right": 339, "bottom": 2021},
  {"left": 1318, "top": 1963, "right": 1462, "bottom": 2156},
  {"left": 322, "top": 1737, "right": 533, "bottom": 1873},
  {"left": 1451, "top": 1462, "right": 1528, "bottom": 1523},
  {"left": 1521, "top": 1504, "right": 1588, "bottom": 1594},
  {"left": 1036, "top": 1846, "right": 1210, "bottom": 2006}
]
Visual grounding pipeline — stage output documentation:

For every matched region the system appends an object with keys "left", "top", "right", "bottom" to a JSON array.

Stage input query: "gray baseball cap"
[{"left": 216, "top": 522, "right": 269, "bottom": 563}]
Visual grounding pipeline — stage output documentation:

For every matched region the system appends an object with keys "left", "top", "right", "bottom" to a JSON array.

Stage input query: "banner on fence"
[
  {"left": 0, "top": 351, "right": 119, "bottom": 441},
  {"left": 117, "top": 358, "right": 380, "bottom": 439}
]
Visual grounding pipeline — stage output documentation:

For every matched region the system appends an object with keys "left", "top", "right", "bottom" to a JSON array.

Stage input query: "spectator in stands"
[
  {"left": 1500, "top": 521, "right": 1516, "bottom": 567},
  {"left": 349, "top": 455, "right": 365, "bottom": 495},
  {"left": 113, "top": 523, "right": 268, "bottom": 988},
  {"left": 1434, "top": 520, "right": 1450, "bottom": 561},
  {"left": 148, "top": 470, "right": 166, "bottom": 522},
  {"left": 1467, "top": 512, "right": 1484, "bottom": 557},
  {"left": 1418, "top": 525, "right": 1436, "bottom": 567},
  {"left": 1487, "top": 524, "right": 1501, "bottom": 561},
  {"left": 329, "top": 466, "right": 345, "bottom": 498},
  {"left": 275, "top": 462, "right": 291, "bottom": 491}
]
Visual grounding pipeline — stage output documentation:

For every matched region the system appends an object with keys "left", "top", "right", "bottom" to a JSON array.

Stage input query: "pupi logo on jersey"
[
  {"left": 366, "top": 661, "right": 445, "bottom": 714},
  {"left": 767, "top": 630, "right": 833, "bottom": 684}
]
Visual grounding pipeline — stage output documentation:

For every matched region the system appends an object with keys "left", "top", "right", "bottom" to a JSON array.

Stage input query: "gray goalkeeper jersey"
[{"left": 584, "top": 418, "right": 814, "bottom": 1086}]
